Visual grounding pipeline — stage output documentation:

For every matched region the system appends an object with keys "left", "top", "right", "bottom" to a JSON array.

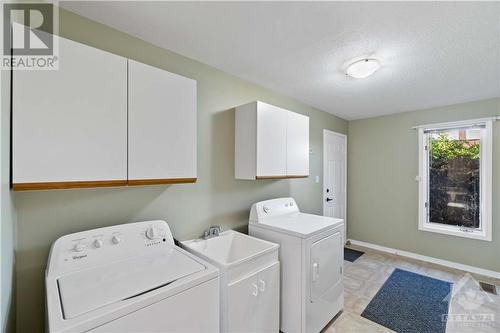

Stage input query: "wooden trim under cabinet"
[
  {"left": 255, "top": 175, "right": 308, "bottom": 180},
  {"left": 12, "top": 180, "right": 128, "bottom": 191},
  {"left": 256, "top": 175, "right": 288, "bottom": 180},
  {"left": 12, "top": 178, "right": 197, "bottom": 191},
  {"left": 128, "top": 178, "right": 197, "bottom": 186}
]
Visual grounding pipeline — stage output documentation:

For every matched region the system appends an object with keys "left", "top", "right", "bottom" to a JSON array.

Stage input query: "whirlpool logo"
[
  {"left": 72, "top": 254, "right": 87, "bottom": 261},
  {"left": 2, "top": 2, "right": 59, "bottom": 70}
]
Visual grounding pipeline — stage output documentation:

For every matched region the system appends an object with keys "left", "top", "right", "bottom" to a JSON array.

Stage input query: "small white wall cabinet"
[
  {"left": 227, "top": 262, "right": 279, "bottom": 333},
  {"left": 235, "top": 101, "right": 309, "bottom": 180},
  {"left": 13, "top": 36, "right": 128, "bottom": 190},
  {"left": 12, "top": 35, "right": 197, "bottom": 191},
  {"left": 127, "top": 60, "right": 197, "bottom": 185}
]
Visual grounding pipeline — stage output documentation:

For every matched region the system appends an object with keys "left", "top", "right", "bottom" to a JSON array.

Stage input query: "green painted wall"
[
  {"left": 348, "top": 98, "right": 500, "bottom": 272},
  {"left": 12, "top": 9, "right": 347, "bottom": 332}
]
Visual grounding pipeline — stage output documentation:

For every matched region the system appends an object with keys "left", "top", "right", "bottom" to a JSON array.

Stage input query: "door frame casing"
[{"left": 323, "top": 129, "right": 347, "bottom": 242}]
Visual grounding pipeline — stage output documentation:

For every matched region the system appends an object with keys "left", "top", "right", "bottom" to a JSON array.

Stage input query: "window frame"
[{"left": 417, "top": 120, "right": 492, "bottom": 241}]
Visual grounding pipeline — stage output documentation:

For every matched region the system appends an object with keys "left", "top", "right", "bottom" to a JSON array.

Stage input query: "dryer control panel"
[
  {"left": 249, "top": 197, "right": 300, "bottom": 222},
  {"left": 47, "top": 220, "right": 174, "bottom": 275}
]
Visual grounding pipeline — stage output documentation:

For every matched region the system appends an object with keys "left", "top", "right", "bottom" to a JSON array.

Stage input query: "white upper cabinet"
[
  {"left": 286, "top": 111, "right": 309, "bottom": 176},
  {"left": 12, "top": 35, "right": 197, "bottom": 191},
  {"left": 256, "top": 102, "right": 288, "bottom": 178},
  {"left": 13, "top": 36, "right": 128, "bottom": 190},
  {"left": 127, "top": 60, "right": 197, "bottom": 184},
  {"left": 235, "top": 101, "right": 309, "bottom": 180}
]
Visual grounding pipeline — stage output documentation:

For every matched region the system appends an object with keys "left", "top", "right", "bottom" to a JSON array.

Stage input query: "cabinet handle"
[
  {"left": 259, "top": 279, "right": 266, "bottom": 292},
  {"left": 251, "top": 283, "right": 259, "bottom": 296},
  {"left": 312, "top": 262, "right": 320, "bottom": 282}
]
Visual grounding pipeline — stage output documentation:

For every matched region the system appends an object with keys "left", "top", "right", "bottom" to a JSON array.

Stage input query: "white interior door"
[{"left": 323, "top": 130, "right": 347, "bottom": 241}]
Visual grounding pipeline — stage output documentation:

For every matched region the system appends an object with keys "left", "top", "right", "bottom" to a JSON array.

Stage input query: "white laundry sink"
[
  {"left": 181, "top": 230, "right": 277, "bottom": 268},
  {"left": 182, "top": 230, "right": 280, "bottom": 333}
]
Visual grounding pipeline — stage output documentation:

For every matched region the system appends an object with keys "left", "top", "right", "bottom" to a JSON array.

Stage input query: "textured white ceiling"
[{"left": 61, "top": 1, "right": 500, "bottom": 120}]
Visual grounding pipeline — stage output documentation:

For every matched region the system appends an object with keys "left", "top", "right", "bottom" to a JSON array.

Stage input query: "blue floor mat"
[
  {"left": 361, "top": 268, "right": 451, "bottom": 333},
  {"left": 344, "top": 247, "right": 364, "bottom": 262}
]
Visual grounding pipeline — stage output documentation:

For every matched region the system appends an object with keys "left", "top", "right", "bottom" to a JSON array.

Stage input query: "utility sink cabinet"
[{"left": 182, "top": 230, "right": 280, "bottom": 333}]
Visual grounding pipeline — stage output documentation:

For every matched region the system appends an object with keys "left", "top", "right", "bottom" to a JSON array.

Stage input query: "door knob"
[
  {"left": 312, "top": 262, "right": 320, "bottom": 282},
  {"left": 326, "top": 198, "right": 333, "bottom": 202}
]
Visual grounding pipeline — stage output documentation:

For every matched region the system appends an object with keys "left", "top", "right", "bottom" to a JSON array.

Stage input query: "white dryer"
[
  {"left": 46, "top": 220, "right": 219, "bottom": 333},
  {"left": 249, "top": 198, "right": 344, "bottom": 333}
]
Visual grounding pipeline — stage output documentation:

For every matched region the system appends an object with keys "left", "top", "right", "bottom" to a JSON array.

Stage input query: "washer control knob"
[
  {"left": 73, "top": 244, "right": 86, "bottom": 252},
  {"left": 93, "top": 239, "right": 103, "bottom": 248},
  {"left": 145, "top": 227, "right": 160, "bottom": 240},
  {"left": 111, "top": 235, "right": 121, "bottom": 245}
]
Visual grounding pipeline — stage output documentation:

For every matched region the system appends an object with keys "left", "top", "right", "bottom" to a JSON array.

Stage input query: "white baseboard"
[{"left": 349, "top": 239, "right": 500, "bottom": 280}]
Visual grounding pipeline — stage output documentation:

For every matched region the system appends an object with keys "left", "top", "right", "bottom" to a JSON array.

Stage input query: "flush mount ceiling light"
[{"left": 346, "top": 58, "right": 381, "bottom": 79}]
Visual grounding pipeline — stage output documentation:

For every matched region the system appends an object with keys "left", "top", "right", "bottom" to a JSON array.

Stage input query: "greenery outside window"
[{"left": 417, "top": 119, "right": 493, "bottom": 241}]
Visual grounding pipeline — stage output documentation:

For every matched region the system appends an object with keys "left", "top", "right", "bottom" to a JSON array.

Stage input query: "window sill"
[{"left": 418, "top": 223, "right": 492, "bottom": 241}]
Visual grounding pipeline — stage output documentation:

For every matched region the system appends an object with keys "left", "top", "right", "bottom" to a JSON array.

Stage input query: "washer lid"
[
  {"left": 57, "top": 248, "right": 205, "bottom": 319},
  {"left": 254, "top": 213, "right": 343, "bottom": 238}
]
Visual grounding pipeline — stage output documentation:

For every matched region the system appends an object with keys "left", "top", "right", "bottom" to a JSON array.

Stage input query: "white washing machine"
[
  {"left": 46, "top": 220, "right": 219, "bottom": 333},
  {"left": 249, "top": 198, "right": 344, "bottom": 333}
]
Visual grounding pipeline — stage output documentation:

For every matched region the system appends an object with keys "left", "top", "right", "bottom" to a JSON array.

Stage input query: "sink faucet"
[{"left": 204, "top": 225, "right": 221, "bottom": 239}]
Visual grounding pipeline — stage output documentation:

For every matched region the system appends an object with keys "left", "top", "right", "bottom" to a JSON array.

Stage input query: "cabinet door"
[
  {"left": 257, "top": 262, "right": 280, "bottom": 333},
  {"left": 128, "top": 60, "right": 197, "bottom": 184},
  {"left": 310, "top": 232, "right": 342, "bottom": 302},
  {"left": 286, "top": 111, "right": 309, "bottom": 176},
  {"left": 256, "top": 102, "right": 288, "bottom": 178},
  {"left": 227, "top": 272, "right": 259, "bottom": 332},
  {"left": 13, "top": 36, "right": 127, "bottom": 189}
]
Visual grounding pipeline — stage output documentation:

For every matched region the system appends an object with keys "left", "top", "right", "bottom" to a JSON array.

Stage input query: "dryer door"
[{"left": 310, "top": 231, "right": 342, "bottom": 302}]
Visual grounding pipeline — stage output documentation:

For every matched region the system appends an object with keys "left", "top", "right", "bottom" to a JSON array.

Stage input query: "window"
[{"left": 418, "top": 119, "right": 493, "bottom": 241}]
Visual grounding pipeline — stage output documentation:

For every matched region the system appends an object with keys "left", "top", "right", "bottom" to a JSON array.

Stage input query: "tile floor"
[{"left": 323, "top": 245, "right": 500, "bottom": 333}]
